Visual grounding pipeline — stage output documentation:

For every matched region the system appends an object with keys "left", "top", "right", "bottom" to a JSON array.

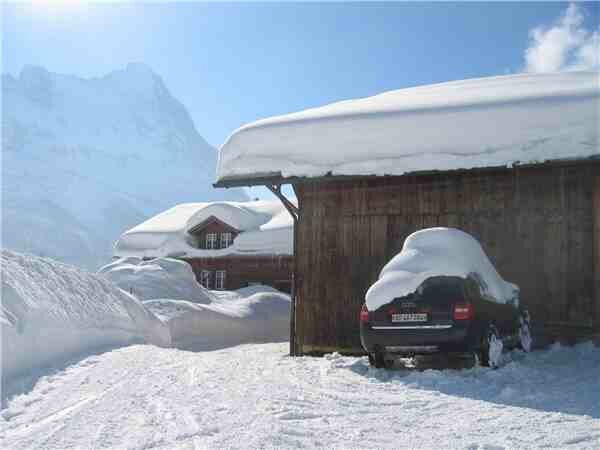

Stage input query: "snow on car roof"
[
  {"left": 365, "top": 228, "right": 519, "bottom": 310},
  {"left": 113, "top": 200, "right": 294, "bottom": 258},
  {"left": 216, "top": 72, "right": 599, "bottom": 183}
]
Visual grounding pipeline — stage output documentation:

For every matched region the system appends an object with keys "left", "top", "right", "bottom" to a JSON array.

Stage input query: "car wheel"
[
  {"left": 480, "top": 325, "right": 503, "bottom": 369},
  {"left": 369, "top": 351, "right": 392, "bottom": 369},
  {"left": 518, "top": 310, "right": 533, "bottom": 353}
]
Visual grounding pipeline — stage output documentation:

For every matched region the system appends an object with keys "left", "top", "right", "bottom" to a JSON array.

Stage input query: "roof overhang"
[{"left": 213, "top": 156, "right": 600, "bottom": 189}]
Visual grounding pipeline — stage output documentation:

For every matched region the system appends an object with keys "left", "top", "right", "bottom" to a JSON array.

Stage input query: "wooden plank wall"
[
  {"left": 183, "top": 256, "right": 293, "bottom": 292},
  {"left": 295, "top": 163, "right": 598, "bottom": 354}
]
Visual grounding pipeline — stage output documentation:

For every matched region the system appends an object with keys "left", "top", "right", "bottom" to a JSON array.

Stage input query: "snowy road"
[{"left": 2, "top": 342, "right": 599, "bottom": 450}]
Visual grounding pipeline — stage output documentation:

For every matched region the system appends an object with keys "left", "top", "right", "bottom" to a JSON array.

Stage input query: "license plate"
[{"left": 391, "top": 313, "right": 428, "bottom": 323}]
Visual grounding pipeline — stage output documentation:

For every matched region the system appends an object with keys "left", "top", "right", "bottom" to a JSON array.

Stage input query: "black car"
[{"left": 360, "top": 274, "right": 532, "bottom": 368}]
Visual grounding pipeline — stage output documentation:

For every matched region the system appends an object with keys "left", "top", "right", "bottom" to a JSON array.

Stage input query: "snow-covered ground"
[
  {"left": 2, "top": 342, "right": 599, "bottom": 449},
  {"left": 2, "top": 251, "right": 289, "bottom": 399}
]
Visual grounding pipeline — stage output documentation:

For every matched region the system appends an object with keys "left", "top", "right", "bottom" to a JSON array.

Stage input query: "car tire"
[
  {"left": 480, "top": 324, "right": 503, "bottom": 369},
  {"left": 369, "top": 351, "right": 391, "bottom": 369},
  {"left": 518, "top": 310, "right": 533, "bottom": 353}
]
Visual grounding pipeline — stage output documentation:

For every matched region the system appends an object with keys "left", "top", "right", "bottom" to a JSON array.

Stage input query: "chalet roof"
[
  {"left": 113, "top": 200, "right": 293, "bottom": 258},
  {"left": 215, "top": 72, "right": 599, "bottom": 187}
]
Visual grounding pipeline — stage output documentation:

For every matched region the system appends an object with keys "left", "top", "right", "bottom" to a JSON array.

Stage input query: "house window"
[
  {"left": 221, "top": 232, "right": 232, "bottom": 248},
  {"left": 215, "top": 270, "right": 226, "bottom": 290},
  {"left": 200, "top": 270, "right": 212, "bottom": 289},
  {"left": 205, "top": 233, "right": 217, "bottom": 249}
]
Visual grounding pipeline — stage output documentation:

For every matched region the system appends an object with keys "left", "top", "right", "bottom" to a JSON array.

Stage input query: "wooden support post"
[
  {"left": 266, "top": 184, "right": 298, "bottom": 356},
  {"left": 593, "top": 174, "right": 600, "bottom": 338}
]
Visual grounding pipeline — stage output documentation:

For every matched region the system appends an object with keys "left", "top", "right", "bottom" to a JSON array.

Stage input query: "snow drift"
[
  {"left": 145, "top": 286, "right": 291, "bottom": 351},
  {"left": 98, "top": 257, "right": 213, "bottom": 303},
  {"left": 113, "top": 200, "right": 293, "bottom": 259},
  {"left": 217, "top": 71, "right": 598, "bottom": 182},
  {"left": 1, "top": 250, "right": 170, "bottom": 383},
  {"left": 366, "top": 228, "right": 519, "bottom": 310}
]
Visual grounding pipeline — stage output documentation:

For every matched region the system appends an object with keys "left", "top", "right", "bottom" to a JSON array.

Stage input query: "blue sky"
[{"left": 2, "top": 1, "right": 598, "bottom": 148}]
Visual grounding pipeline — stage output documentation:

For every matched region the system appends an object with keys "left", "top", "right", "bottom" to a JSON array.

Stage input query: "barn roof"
[{"left": 215, "top": 72, "right": 599, "bottom": 187}]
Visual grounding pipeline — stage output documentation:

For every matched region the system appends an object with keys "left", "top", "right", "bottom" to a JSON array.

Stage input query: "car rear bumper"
[{"left": 360, "top": 322, "right": 479, "bottom": 355}]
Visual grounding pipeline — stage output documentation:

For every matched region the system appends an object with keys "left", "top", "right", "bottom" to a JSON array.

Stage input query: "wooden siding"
[
  {"left": 294, "top": 163, "right": 599, "bottom": 354},
  {"left": 183, "top": 256, "right": 293, "bottom": 293}
]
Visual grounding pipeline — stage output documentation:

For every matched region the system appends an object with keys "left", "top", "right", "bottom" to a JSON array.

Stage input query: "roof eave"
[{"left": 213, "top": 156, "right": 600, "bottom": 189}]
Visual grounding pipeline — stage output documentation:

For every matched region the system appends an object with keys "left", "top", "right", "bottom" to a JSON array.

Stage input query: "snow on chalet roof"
[
  {"left": 216, "top": 72, "right": 599, "bottom": 184},
  {"left": 113, "top": 200, "right": 293, "bottom": 258}
]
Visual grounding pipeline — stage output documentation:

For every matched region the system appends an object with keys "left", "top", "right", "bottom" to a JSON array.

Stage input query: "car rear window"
[{"left": 415, "top": 277, "right": 464, "bottom": 304}]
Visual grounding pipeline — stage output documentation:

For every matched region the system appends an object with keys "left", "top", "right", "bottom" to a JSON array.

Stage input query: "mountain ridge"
[{"left": 2, "top": 63, "right": 247, "bottom": 270}]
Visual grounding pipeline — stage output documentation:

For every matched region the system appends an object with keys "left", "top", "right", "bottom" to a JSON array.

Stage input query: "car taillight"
[
  {"left": 453, "top": 302, "right": 474, "bottom": 320},
  {"left": 360, "top": 304, "right": 370, "bottom": 323}
]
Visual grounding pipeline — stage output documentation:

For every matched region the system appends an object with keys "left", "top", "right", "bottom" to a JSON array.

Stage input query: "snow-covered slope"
[
  {"left": 217, "top": 71, "right": 599, "bottom": 182},
  {"left": 113, "top": 200, "right": 293, "bottom": 258},
  {"left": 366, "top": 228, "right": 519, "bottom": 310},
  {"left": 0, "top": 250, "right": 170, "bottom": 384},
  {"left": 2, "top": 63, "right": 246, "bottom": 270}
]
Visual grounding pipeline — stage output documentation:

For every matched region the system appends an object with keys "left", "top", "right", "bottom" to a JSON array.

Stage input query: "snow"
[
  {"left": 2, "top": 341, "right": 599, "bottom": 449},
  {"left": 0, "top": 250, "right": 170, "bottom": 383},
  {"left": 113, "top": 200, "right": 293, "bottom": 259},
  {"left": 366, "top": 228, "right": 519, "bottom": 310},
  {"left": 98, "top": 257, "right": 214, "bottom": 304},
  {"left": 144, "top": 288, "right": 290, "bottom": 351},
  {"left": 216, "top": 71, "right": 599, "bottom": 182},
  {"left": 2, "top": 250, "right": 291, "bottom": 397},
  {"left": 2, "top": 64, "right": 246, "bottom": 270}
]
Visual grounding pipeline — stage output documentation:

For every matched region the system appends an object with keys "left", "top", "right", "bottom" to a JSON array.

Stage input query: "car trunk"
[{"left": 370, "top": 276, "right": 465, "bottom": 327}]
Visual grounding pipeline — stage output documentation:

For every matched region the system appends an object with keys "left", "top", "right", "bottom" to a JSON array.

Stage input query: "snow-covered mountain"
[{"left": 1, "top": 63, "right": 247, "bottom": 270}]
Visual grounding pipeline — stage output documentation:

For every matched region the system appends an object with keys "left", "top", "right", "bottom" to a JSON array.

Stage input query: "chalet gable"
[
  {"left": 188, "top": 215, "right": 240, "bottom": 236},
  {"left": 187, "top": 215, "right": 240, "bottom": 251}
]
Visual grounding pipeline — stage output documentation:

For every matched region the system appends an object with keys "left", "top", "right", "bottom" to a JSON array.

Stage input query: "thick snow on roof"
[
  {"left": 114, "top": 200, "right": 293, "bottom": 258},
  {"left": 217, "top": 72, "right": 599, "bottom": 182},
  {"left": 365, "top": 228, "right": 519, "bottom": 311}
]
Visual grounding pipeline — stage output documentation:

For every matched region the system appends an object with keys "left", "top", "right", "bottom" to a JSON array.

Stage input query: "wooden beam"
[
  {"left": 592, "top": 173, "right": 599, "bottom": 333},
  {"left": 266, "top": 184, "right": 298, "bottom": 220},
  {"left": 264, "top": 184, "right": 299, "bottom": 356}
]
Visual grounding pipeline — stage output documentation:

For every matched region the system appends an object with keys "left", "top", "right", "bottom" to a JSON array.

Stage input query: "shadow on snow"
[{"left": 346, "top": 343, "right": 600, "bottom": 419}]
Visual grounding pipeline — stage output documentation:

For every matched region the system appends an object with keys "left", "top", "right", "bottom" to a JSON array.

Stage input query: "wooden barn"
[
  {"left": 215, "top": 72, "right": 599, "bottom": 355},
  {"left": 113, "top": 200, "right": 293, "bottom": 293}
]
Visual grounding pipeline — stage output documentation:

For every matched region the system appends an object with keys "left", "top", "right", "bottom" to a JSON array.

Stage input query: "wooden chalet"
[{"left": 114, "top": 201, "right": 293, "bottom": 293}]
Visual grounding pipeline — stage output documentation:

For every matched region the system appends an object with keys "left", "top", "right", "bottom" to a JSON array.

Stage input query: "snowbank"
[
  {"left": 144, "top": 287, "right": 290, "bottom": 350},
  {"left": 1, "top": 251, "right": 170, "bottom": 383},
  {"left": 98, "top": 257, "right": 213, "bottom": 303},
  {"left": 217, "top": 71, "right": 598, "bottom": 182},
  {"left": 113, "top": 200, "right": 293, "bottom": 259},
  {"left": 366, "top": 228, "right": 519, "bottom": 310}
]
